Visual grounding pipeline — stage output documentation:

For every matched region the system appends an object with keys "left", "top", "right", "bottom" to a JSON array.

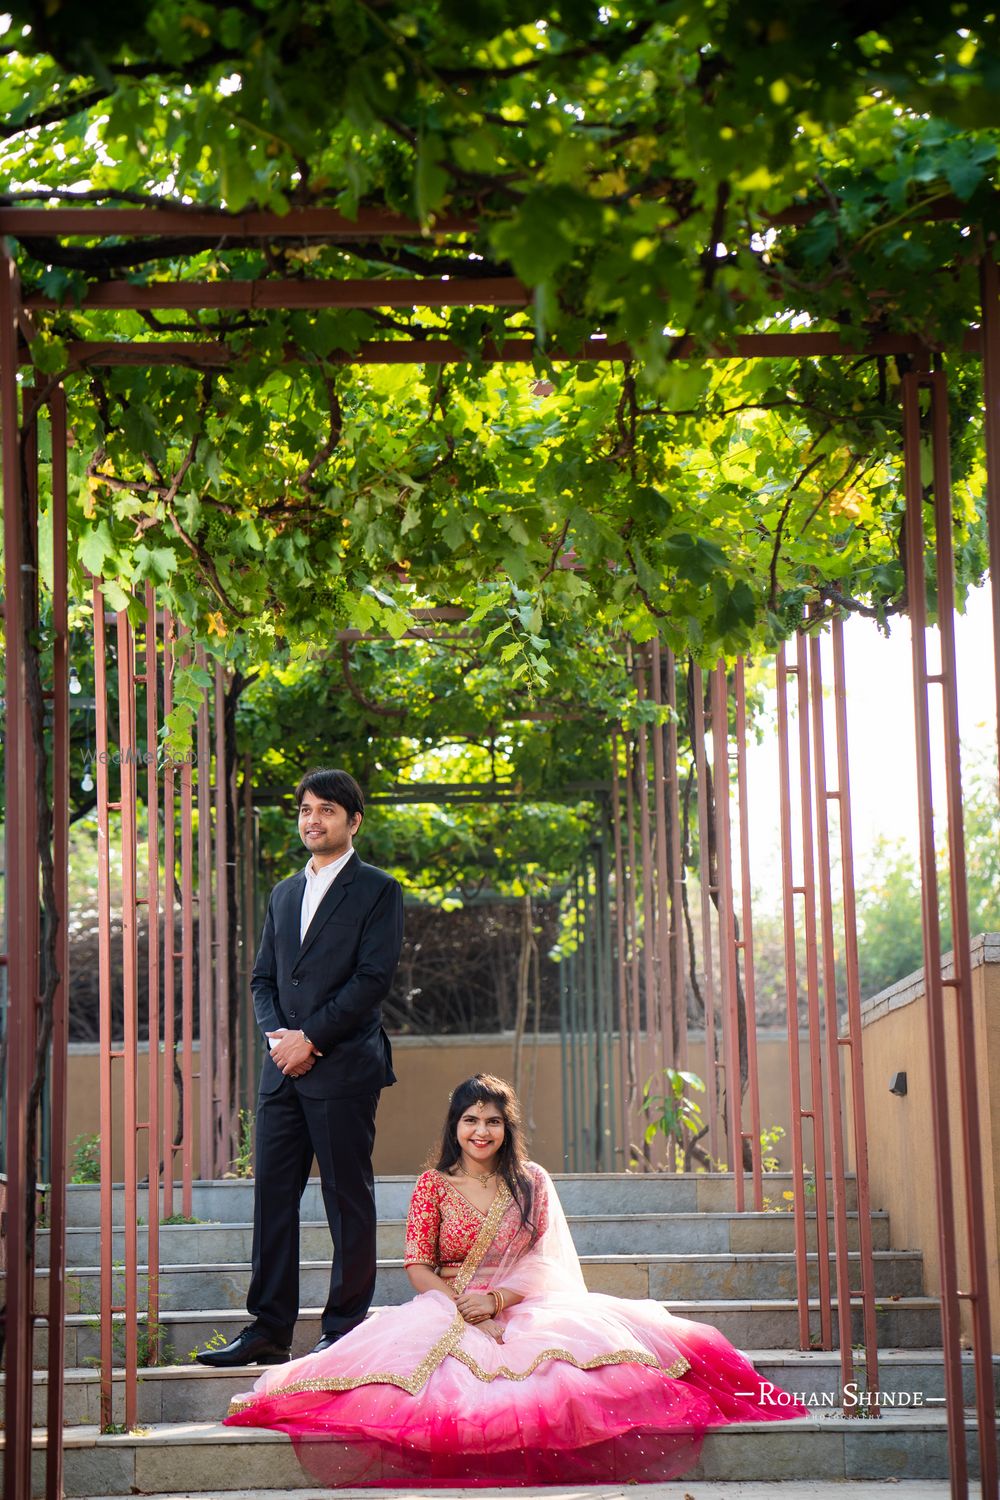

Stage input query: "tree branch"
[
  {"left": 339, "top": 640, "right": 407, "bottom": 717},
  {"left": 767, "top": 445, "right": 830, "bottom": 609}
]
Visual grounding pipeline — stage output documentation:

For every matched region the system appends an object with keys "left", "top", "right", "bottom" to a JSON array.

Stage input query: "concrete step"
[
  {"left": 15, "top": 1411, "right": 997, "bottom": 1492},
  {"left": 39, "top": 1209, "right": 892, "bottom": 1265},
  {"left": 10, "top": 1349, "right": 999, "bottom": 1428},
  {"left": 62, "top": 1172, "right": 861, "bottom": 1227},
  {"left": 38, "top": 1250, "right": 924, "bottom": 1315},
  {"left": 34, "top": 1296, "right": 945, "bottom": 1368}
]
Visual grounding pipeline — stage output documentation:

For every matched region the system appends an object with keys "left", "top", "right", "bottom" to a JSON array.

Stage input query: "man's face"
[{"left": 297, "top": 792, "right": 361, "bottom": 860}]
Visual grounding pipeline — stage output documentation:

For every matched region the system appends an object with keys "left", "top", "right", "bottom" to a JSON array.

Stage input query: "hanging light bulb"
[
  {"left": 81, "top": 771, "right": 95, "bottom": 792},
  {"left": 69, "top": 666, "right": 83, "bottom": 695}
]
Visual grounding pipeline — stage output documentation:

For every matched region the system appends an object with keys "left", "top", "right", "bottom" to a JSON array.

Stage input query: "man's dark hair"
[{"left": 294, "top": 768, "right": 365, "bottom": 823}]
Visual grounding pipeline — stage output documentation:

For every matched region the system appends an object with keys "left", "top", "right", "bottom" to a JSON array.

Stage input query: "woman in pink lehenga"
[{"left": 226, "top": 1073, "right": 807, "bottom": 1485}]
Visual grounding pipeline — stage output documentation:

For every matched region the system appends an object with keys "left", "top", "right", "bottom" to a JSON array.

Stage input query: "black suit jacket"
[{"left": 251, "top": 854, "right": 404, "bottom": 1099}]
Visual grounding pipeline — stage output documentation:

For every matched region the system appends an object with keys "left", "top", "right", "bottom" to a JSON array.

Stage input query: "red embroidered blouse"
[
  {"left": 403, "top": 1167, "right": 548, "bottom": 1270},
  {"left": 403, "top": 1171, "right": 487, "bottom": 1268}
]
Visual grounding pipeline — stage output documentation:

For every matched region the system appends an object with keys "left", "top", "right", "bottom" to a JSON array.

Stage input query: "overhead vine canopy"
[{"left": 3, "top": 0, "right": 998, "bottom": 673}]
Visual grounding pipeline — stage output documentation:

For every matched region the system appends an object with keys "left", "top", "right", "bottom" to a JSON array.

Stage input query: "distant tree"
[
  {"left": 856, "top": 747, "right": 1000, "bottom": 997},
  {"left": 855, "top": 841, "right": 927, "bottom": 1000}
]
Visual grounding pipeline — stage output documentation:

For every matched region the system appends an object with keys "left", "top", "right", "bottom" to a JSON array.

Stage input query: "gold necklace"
[{"left": 459, "top": 1160, "right": 498, "bottom": 1187}]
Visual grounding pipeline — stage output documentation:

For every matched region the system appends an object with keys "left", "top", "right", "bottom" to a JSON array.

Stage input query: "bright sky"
[{"left": 742, "top": 583, "right": 998, "bottom": 894}]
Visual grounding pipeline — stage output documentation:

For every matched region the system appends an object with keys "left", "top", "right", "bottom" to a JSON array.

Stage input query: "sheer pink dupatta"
[{"left": 478, "top": 1163, "right": 586, "bottom": 1299}]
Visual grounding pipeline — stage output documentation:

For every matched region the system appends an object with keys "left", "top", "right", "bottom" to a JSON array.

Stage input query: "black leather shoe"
[
  {"left": 310, "top": 1332, "right": 345, "bottom": 1354},
  {"left": 195, "top": 1326, "right": 291, "bottom": 1367}
]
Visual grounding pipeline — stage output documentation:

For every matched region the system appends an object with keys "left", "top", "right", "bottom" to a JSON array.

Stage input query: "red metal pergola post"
[
  {"left": 829, "top": 616, "right": 880, "bottom": 1401},
  {"left": 808, "top": 629, "right": 858, "bottom": 1396},
  {"left": 733, "top": 659, "right": 764, "bottom": 1207},
  {"left": 45, "top": 384, "right": 70, "bottom": 1499},
  {"left": 691, "top": 665, "right": 720, "bottom": 1166},
  {"left": 91, "top": 578, "right": 115, "bottom": 1428},
  {"left": 214, "top": 661, "right": 233, "bottom": 1172},
  {"left": 116, "top": 606, "right": 141, "bottom": 1425},
  {"left": 711, "top": 663, "right": 743, "bottom": 1204},
  {"left": 649, "top": 640, "right": 674, "bottom": 1083},
  {"left": 902, "top": 367, "right": 998, "bottom": 1498},
  {"left": 664, "top": 647, "right": 688, "bottom": 1072},
  {"left": 240, "top": 753, "right": 257, "bottom": 1118},
  {"left": 1, "top": 245, "right": 39, "bottom": 1500},
  {"left": 794, "top": 632, "right": 833, "bottom": 1349},
  {"left": 634, "top": 655, "right": 659, "bottom": 1136},
  {"left": 775, "top": 644, "right": 813, "bottom": 1348},
  {"left": 143, "top": 583, "right": 163, "bottom": 1365},
  {"left": 178, "top": 631, "right": 196, "bottom": 1214},
  {"left": 622, "top": 722, "right": 644, "bottom": 1162},
  {"left": 610, "top": 730, "right": 633, "bottom": 1161},
  {"left": 162, "top": 610, "right": 178, "bottom": 1217},
  {"left": 196, "top": 648, "right": 215, "bottom": 1178}
]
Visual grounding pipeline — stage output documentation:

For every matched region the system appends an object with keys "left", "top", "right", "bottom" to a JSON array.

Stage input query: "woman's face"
[{"left": 455, "top": 1099, "right": 506, "bottom": 1165}]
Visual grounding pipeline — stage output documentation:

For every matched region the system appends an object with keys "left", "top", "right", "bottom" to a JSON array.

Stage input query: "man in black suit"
[{"left": 198, "top": 767, "right": 403, "bottom": 1366}]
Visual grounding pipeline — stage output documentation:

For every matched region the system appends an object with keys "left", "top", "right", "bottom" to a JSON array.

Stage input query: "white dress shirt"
[{"left": 300, "top": 846, "right": 355, "bottom": 942}]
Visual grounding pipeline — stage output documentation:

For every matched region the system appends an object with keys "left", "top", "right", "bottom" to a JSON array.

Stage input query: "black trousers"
[{"left": 248, "top": 1078, "right": 380, "bottom": 1345}]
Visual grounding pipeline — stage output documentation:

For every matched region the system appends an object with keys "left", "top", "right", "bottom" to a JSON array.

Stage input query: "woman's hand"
[
  {"left": 477, "top": 1317, "right": 505, "bottom": 1344},
  {"left": 455, "top": 1290, "right": 497, "bottom": 1324}
]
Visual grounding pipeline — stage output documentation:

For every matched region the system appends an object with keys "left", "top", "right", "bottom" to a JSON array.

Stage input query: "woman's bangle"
[{"left": 491, "top": 1289, "right": 504, "bottom": 1316}]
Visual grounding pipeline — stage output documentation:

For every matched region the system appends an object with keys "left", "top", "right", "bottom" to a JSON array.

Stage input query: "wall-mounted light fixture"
[{"left": 889, "top": 1071, "right": 907, "bottom": 1097}]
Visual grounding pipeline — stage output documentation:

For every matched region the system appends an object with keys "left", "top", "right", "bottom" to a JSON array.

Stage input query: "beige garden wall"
[
  {"left": 854, "top": 932, "right": 1000, "bottom": 1346},
  {"left": 66, "top": 1027, "right": 819, "bottom": 1179}
]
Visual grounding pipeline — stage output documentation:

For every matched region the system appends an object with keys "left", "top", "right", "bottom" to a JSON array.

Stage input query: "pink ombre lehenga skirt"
[{"left": 225, "top": 1287, "right": 807, "bottom": 1485}]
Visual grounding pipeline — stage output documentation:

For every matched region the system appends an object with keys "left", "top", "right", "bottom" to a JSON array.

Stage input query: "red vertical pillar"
[
  {"left": 162, "top": 610, "right": 178, "bottom": 1216},
  {"left": 775, "top": 644, "right": 811, "bottom": 1348},
  {"left": 196, "top": 648, "right": 214, "bottom": 1177},
  {"left": 45, "top": 385, "right": 70, "bottom": 1496},
  {"left": 794, "top": 633, "right": 832, "bottom": 1349},
  {"left": 178, "top": 631, "right": 196, "bottom": 1214},
  {"left": 1, "top": 247, "right": 38, "bottom": 1500},
  {"left": 664, "top": 647, "right": 688, "bottom": 1071},
  {"left": 691, "top": 665, "right": 720, "bottom": 1166},
  {"left": 91, "top": 578, "right": 115, "bottom": 1428},
  {"left": 116, "top": 608, "right": 140, "bottom": 1425},
  {"left": 143, "top": 583, "right": 162, "bottom": 1365},
  {"left": 214, "top": 661, "right": 232, "bottom": 1172},
  {"left": 711, "top": 663, "right": 743, "bottom": 1208},
  {"left": 733, "top": 659, "right": 763, "bottom": 1207},
  {"left": 903, "top": 367, "right": 997, "bottom": 1497}
]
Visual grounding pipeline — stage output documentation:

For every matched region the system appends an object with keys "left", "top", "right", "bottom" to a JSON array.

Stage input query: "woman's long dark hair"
[{"left": 433, "top": 1074, "right": 537, "bottom": 1229}]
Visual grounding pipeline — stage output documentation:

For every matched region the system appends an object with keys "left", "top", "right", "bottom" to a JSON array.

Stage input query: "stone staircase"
[{"left": 5, "top": 1173, "right": 999, "bottom": 1494}]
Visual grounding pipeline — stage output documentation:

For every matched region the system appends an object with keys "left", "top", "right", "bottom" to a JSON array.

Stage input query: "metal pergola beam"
[
  {"left": 23, "top": 277, "right": 530, "bottom": 311},
  {"left": 252, "top": 781, "right": 610, "bottom": 806},
  {"left": 16, "top": 329, "right": 984, "bottom": 373},
  {"left": 0, "top": 192, "right": 975, "bottom": 239},
  {"left": 0, "top": 206, "right": 478, "bottom": 237}
]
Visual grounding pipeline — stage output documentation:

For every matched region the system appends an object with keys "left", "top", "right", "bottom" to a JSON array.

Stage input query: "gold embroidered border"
[
  {"left": 449, "top": 1344, "right": 690, "bottom": 1384},
  {"left": 227, "top": 1309, "right": 467, "bottom": 1415},
  {"left": 227, "top": 1341, "right": 691, "bottom": 1414},
  {"left": 451, "top": 1180, "right": 511, "bottom": 1295}
]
